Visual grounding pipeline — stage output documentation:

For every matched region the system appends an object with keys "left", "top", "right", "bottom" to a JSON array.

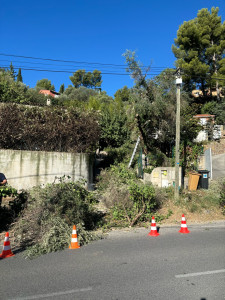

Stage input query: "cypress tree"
[
  {"left": 59, "top": 83, "right": 65, "bottom": 94},
  {"left": 9, "top": 62, "right": 16, "bottom": 80},
  {"left": 17, "top": 68, "right": 23, "bottom": 82}
]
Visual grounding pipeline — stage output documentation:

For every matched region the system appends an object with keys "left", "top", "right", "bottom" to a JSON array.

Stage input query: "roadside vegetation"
[
  {"left": 0, "top": 170, "right": 224, "bottom": 259},
  {"left": 0, "top": 7, "right": 225, "bottom": 258},
  {"left": 0, "top": 178, "right": 103, "bottom": 258}
]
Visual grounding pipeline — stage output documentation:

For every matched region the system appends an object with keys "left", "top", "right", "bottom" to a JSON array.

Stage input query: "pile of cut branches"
[{"left": 11, "top": 179, "right": 103, "bottom": 258}]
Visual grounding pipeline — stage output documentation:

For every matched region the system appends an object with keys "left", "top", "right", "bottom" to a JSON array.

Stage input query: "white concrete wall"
[
  {"left": 194, "top": 130, "right": 208, "bottom": 142},
  {"left": 143, "top": 167, "right": 182, "bottom": 188},
  {"left": 0, "top": 150, "right": 93, "bottom": 191}
]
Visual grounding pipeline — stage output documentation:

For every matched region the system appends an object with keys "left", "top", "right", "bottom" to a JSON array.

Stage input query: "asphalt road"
[
  {"left": 0, "top": 224, "right": 225, "bottom": 300},
  {"left": 212, "top": 153, "right": 225, "bottom": 179}
]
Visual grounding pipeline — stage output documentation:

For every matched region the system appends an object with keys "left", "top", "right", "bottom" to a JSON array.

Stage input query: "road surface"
[
  {"left": 212, "top": 153, "right": 225, "bottom": 179},
  {"left": 0, "top": 224, "right": 224, "bottom": 300}
]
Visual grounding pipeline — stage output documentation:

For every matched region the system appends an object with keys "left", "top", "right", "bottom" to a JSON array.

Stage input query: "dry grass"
[{"left": 157, "top": 179, "right": 225, "bottom": 225}]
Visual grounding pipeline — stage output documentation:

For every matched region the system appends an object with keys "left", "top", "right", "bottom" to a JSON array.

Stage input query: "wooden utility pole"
[{"left": 175, "top": 68, "right": 182, "bottom": 200}]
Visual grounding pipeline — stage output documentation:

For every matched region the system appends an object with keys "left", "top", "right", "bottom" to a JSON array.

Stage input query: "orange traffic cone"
[
  {"left": 69, "top": 225, "right": 80, "bottom": 249},
  {"left": 0, "top": 232, "right": 14, "bottom": 258},
  {"left": 179, "top": 214, "right": 190, "bottom": 234},
  {"left": 148, "top": 216, "right": 160, "bottom": 236}
]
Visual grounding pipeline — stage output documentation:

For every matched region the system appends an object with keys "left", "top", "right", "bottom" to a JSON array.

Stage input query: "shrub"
[
  {"left": 105, "top": 181, "right": 156, "bottom": 227},
  {"left": 97, "top": 164, "right": 156, "bottom": 227},
  {"left": 0, "top": 187, "right": 28, "bottom": 232},
  {"left": 126, "top": 182, "right": 156, "bottom": 226}
]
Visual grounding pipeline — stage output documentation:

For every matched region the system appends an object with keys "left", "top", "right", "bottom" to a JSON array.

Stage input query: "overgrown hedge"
[{"left": 0, "top": 103, "right": 100, "bottom": 152}]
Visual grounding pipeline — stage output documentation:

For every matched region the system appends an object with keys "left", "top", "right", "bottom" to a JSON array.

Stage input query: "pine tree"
[
  {"left": 17, "top": 68, "right": 23, "bottom": 82},
  {"left": 172, "top": 7, "right": 225, "bottom": 98}
]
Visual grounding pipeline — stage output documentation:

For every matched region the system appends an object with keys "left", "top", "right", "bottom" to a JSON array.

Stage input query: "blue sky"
[{"left": 1, "top": 0, "right": 224, "bottom": 96}]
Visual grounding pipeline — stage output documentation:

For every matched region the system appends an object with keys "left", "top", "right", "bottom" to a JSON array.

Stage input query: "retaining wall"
[{"left": 0, "top": 149, "right": 94, "bottom": 191}]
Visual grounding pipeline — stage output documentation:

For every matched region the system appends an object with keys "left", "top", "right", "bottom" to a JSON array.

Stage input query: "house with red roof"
[{"left": 39, "top": 90, "right": 60, "bottom": 105}]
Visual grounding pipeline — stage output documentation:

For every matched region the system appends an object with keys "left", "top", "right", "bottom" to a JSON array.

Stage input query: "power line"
[
  {"left": 0, "top": 59, "right": 166, "bottom": 73},
  {"left": 2, "top": 58, "right": 224, "bottom": 81},
  {"left": 0, "top": 65, "right": 164, "bottom": 76},
  {"left": 0, "top": 53, "right": 168, "bottom": 69}
]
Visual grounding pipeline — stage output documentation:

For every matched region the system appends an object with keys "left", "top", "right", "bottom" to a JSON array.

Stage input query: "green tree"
[
  {"left": 201, "top": 99, "right": 225, "bottom": 124},
  {"left": 59, "top": 86, "right": 98, "bottom": 107},
  {"left": 123, "top": 50, "right": 154, "bottom": 102},
  {"left": 172, "top": 7, "right": 225, "bottom": 98},
  {"left": 114, "top": 86, "right": 130, "bottom": 102},
  {"left": 9, "top": 62, "right": 16, "bottom": 80},
  {"left": 17, "top": 68, "right": 23, "bottom": 83},
  {"left": 69, "top": 70, "right": 85, "bottom": 88},
  {"left": 0, "top": 69, "right": 48, "bottom": 106},
  {"left": 92, "top": 70, "right": 102, "bottom": 89},
  {"left": 83, "top": 72, "right": 92, "bottom": 88},
  {"left": 36, "top": 79, "right": 55, "bottom": 91},
  {"left": 99, "top": 99, "right": 130, "bottom": 149},
  {"left": 70, "top": 70, "right": 102, "bottom": 89},
  {"left": 85, "top": 92, "right": 129, "bottom": 149},
  {"left": 123, "top": 52, "right": 201, "bottom": 156},
  {"left": 0, "top": 69, "right": 27, "bottom": 103},
  {"left": 59, "top": 83, "right": 65, "bottom": 94}
]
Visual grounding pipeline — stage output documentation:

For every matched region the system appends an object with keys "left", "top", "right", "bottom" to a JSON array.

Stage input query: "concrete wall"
[
  {"left": 0, "top": 149, "right": 94, "bottom": 191},
  {"left": 143, "top": 167, "right": 182, "bottom": 188}
]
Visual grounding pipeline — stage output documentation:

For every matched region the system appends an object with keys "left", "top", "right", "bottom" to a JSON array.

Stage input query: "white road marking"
[
  {"left": 9, "top": 287, "right": 92, "bottom": 300},
  {"left": 175, "top": 269, "right": 225, "bottom": 278}
]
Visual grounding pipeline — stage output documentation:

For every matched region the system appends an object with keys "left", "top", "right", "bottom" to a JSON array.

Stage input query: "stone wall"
[{"left": 0, "top": 150, "right": 94, "bottom": 191}]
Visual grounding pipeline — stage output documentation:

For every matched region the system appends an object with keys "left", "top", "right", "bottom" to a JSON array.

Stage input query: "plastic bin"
[
  {"left": 188, "top": 172, "right": 201, "bottom": 191},
  {"left": 197, "top": 170, "right": 210, "bottom": 189}
]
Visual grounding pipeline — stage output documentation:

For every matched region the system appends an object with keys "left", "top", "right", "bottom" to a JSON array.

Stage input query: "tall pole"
[{"left": 175, "top": 68, "right": 182, "bottom": 200}]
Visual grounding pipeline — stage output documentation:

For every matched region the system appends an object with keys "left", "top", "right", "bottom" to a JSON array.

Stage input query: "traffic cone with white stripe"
[
  {"left": 69, "top": 225, "right": 80, "bottom": 249},
  {"left": 148, "top": 216, "right": 160, "bottom": 237},
  {"left": 0, "top": 232, "right": 14, "bottom": 258},
  {"left": 179, "top": 214, "right": 190, "bottom": 234}
]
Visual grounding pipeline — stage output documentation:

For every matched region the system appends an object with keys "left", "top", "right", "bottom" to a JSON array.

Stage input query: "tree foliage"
[
  {"left": 99, "top": 100, "right": 130, "bottom": 149},
  {"left": 17, "top": 68, "right": 23, "bottom": 83},
  {"left": 124, "top": 52, "right": 201, "bottom": 156},
  {"left": 85, "top": 93, "right": 130, "bottom": 149},
  {"left": 70, "top": 69, "right": 102, "bottom": 89},
  {"left": 9, "top": 62, "right": 16, "bottom": 80},
  {"left": 36, "top": 78, "right": 55, "bottom": 91},
  {"left": 172, "top": 7, "right": 225, "bottom": 97},
  {"left": 59, "top": 83, "right": 65, "bottom": 94},
  {"left": 59, "top": 86, "right": 98, "bottom": 106},
  {"left": 123, "top": 50, "right": 153, "bottom": 100},
  {"left": 114, "top": 86, "right": 130, "bottom": 102},
  {"left": 0, "top": 69, "right": 46, "bottom": 105}
]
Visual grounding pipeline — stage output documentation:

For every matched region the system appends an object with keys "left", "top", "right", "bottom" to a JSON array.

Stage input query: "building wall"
[
  {"left": 0, "top": 150, "right": 94, "bottom": 191},
  {"left": 143, "top": 167, "right": 182, "bottom": 188}
]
